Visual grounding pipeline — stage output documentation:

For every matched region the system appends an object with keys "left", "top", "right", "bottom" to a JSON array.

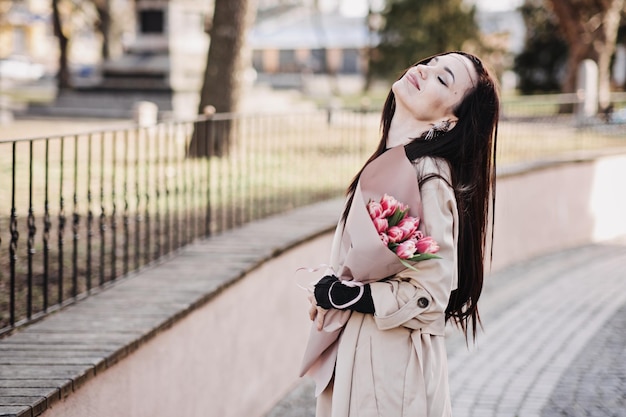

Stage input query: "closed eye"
[{"left": 438, "top": 76, "right": 448, "bottom": 87}]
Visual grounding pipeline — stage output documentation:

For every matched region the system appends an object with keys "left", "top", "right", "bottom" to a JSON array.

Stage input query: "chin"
[{"left": 391, "top": 81, "right": 400, "bottom": 96}]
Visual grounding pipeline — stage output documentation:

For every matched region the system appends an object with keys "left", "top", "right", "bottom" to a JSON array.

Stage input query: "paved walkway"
[{"left": 267, "top": 235, "right": 626, "bottom": 417}]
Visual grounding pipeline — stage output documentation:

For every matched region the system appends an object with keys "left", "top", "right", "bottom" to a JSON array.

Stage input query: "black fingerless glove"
[{"left": 314, "top": 275, "right": 375, "bottom": 314}]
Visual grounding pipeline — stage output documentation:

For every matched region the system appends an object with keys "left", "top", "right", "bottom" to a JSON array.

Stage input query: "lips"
[{"left": 406, "top": 72, "right": 420, "bottom": 90}]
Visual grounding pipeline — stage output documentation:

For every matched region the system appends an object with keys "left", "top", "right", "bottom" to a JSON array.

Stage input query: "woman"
[{"left": 302, "top": 51, "right": 500, "bottom": 417}]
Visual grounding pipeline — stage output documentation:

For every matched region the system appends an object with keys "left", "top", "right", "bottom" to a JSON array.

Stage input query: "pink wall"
[
  {"left": 42, "top": 234, "right": 332, "bottom": 417},
  {"left": 41, "top": 153, "right": 626, "bottom": 417},
  {"left": 491, "top": 155, "right": 626, "bottom": 271}
]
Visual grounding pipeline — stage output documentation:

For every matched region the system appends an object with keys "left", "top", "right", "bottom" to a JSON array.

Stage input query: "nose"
[{"left": 415, "top": 65, "right": 428, "bottom": 79}]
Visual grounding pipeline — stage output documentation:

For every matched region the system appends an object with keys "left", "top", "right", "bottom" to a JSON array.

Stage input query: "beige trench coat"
[{"left": 314, "top": 157, "right": 459, "bottom": 417}]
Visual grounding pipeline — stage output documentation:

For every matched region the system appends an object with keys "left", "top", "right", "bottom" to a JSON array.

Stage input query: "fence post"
[
  {"left": 576, "top": 59, "right": 598, "bottom": 122},
  {"left": 0, "top": 95, "right": 14, "bottom": 125},
  {"left": 133, "top": 101, "right": 158, "bottom": 126}
]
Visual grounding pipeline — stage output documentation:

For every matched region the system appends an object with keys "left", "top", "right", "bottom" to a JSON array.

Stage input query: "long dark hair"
[{"left": 342, "top": 51, "right": 499, "bottom": 339}]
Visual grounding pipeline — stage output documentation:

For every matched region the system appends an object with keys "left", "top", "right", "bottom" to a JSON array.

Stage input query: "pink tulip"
[
  {"left": 412, "top": 230, "right": 424, "bottom": 240},
  {"left": 367, "top": 201, "right": 384, "bottom": 220},
  {"left": 372, "top": 217, "right": 388, "bottom": 234},
  {"left": 380, "top": 194, "right": 400, "bottom": 217},
  {"left": 379, "top": 233, "right": 390, "bottom": 246},
  {"left": 386, "top": 226, "right": 404, "bottom": 243},
  {"left": 416, "top": 236, "right": 440, "bottom": 254},
  {"left": 397, "top": 217, "right": 420, "bottom": 240},
  {"left": 396, "top": 240, "right": 417, "bottom": 259}
]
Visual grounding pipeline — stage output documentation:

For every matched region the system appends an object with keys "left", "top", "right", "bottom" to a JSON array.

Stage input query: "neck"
[{"left": 386, "top": 106, "right": 432, "bottom": 148}]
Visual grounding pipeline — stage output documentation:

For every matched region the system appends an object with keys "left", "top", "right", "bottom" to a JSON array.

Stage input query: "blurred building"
[
  {"left": 3, "top": 0, "right": 532, "bottom": 114},
  {"left": 248, "top": 4, "right": 372, "bottom": 94},
  {"left": 21, "top": 0, "right": 214, "bottom": 119},
  {"left": 0, "top": 0, "right": 50, "bottom": 58},
  {"left": 100, "top": 0, "right": 211, "bottom": 93}
]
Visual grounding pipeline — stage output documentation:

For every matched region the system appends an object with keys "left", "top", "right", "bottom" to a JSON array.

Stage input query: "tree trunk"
[
  {"left": 547, "top": 0, "right": 625, "bottom": 113},
  {"left": 52, "top": 0, "right": 71, "bottom": 89},
  {"left": 597, "top": 0, "right": 624, "bottom": 110},
  {"left": 94, "top": 0, "right": 112, "bottom": 61},
  {"left": 189, "top": 0, "right": 256, "bottom": 158}
]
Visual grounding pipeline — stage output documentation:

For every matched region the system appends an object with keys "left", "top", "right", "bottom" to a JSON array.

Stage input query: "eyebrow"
[{"left": 431, "top": 57, "right": 455, "bottom": 83}]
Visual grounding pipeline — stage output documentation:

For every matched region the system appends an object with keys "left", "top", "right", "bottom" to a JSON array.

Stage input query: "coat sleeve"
[{"left": 369, "top": 159, "right": 458, "bottom": 331}]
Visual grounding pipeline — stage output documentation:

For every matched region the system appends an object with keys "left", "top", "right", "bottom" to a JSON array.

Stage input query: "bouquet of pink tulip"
[
  {"left": 300, "top": 146, "right": 441, "bottom": 395},
  {"left": 301, "top": 146, "right": 444, "bottom": 395},
  {"left": 367, "top": 194, "right": 440, "bottom": 266}
]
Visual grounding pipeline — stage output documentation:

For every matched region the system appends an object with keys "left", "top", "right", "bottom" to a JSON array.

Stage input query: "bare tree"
[
  {"left": 546, "top": 0, "right": 625, "bottom": 111},
  {"left": 92, "top": 0, "right": 112, "bottom": 60},
  {"left": 92, "top": 0, "right": 127, "bottom": 61},
  {"left": 189, "top": 0, "right": 257, "bottom": 157},
  {"left": 52, "top": 0, "right": 71, "bottom": 89}
]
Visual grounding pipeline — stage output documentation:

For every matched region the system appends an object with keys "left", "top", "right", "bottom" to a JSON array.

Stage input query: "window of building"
[
  {"left": 140, "top": 10, "right": 165, "bottom": 34},
  {"left": 309, "top": 49, "right": 327, "bottom": 74},
  {"left": 341, "top": 48, "right": 360, "bottom": 74},
  {"left": 279, "top": 49, "right": 298, "bottom": 72}
]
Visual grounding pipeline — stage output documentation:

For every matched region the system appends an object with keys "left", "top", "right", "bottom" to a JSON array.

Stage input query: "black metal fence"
[
  {"left": 496, "top": 93, "right": 626, "bottom": 165},
  {"left": 2, "top": 98, "right": 626, "bottom": 336},
  {"left": 0, "top": 110, "right": 379, "bottom": 336}
]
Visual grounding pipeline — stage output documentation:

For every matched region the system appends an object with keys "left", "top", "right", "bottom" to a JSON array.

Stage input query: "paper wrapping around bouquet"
[
  {"left": 300, "top": 145, "right": 424, "bottom": 395},
  {"left": 338, "top": 145, "right": 423, "bottom": 283}
]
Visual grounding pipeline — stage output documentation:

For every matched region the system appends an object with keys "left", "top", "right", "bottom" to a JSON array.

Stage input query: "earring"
[{"left": 425, "top": 120, "right": 452, "bottom": 141}]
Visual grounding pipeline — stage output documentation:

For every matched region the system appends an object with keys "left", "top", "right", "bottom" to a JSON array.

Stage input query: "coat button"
[{"left": 417, "top": 297, "right": 429, "bottom": 308}]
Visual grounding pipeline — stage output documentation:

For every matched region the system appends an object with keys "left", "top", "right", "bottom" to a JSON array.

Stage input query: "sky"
[
  {"left": 471, "top": 0, "right": 524, "bottom": 12},
  {"left": 332, "top": 0, "right": 524, "bottom": 17}
]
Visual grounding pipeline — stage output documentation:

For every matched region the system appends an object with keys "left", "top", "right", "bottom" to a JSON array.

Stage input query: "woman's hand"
[{"left": 308, "top": 293, "right": 328, "bottom": 331}]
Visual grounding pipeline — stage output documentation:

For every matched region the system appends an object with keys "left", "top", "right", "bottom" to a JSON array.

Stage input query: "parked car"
[{"left": 0, "top": 55, "right": 46, "bottom": 82}]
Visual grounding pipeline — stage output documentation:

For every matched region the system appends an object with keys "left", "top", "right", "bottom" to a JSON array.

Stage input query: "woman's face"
[{"left": 392, "top": 53, "right": 478, "bottom": 124}]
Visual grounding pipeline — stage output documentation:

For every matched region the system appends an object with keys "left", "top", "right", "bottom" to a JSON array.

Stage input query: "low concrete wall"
[
  {"left": 41, "top": 235, "right": 332, "bottom": 417},
  {"left": 491, "top": 154, "right": 626, "bottom": 271},
  {"left": 30, "top": 152, "right": 626, "bottom": 417}
]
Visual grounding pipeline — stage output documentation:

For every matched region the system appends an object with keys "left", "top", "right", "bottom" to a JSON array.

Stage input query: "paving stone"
[
  {"left": 3, "top": 332, "right": 141, "bottom": 346},
  {"left": 540, "top": 302, "right": 626, "bottom": 417},
  {"left": 0, "top": 388, "right": 59, "bottom": 399},
  {"left": 264, "top": 379, "right": 316, "bottom": 417},
  {"left": 0, "top": 396, "right": 46, "bottom": 415},
  {"left": 0, "top": 354, "right": 105, "bottom": 367},
  {"left": 0, "top": 365, "right": 94, "bottom": 380},
  {"left": 0, "top": 380, "right": 71, "bottom": 397},
  {"left": 0, "top": 404, "right": 32, "bottom": 417}
]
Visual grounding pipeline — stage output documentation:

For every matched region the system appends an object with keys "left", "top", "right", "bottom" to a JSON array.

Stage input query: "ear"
[
  {"left": 433, "top": 119, "right": 457, "bottom": 132},
  {"left": 445, "top": 118, "right": 458, "bottom": 130}
]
